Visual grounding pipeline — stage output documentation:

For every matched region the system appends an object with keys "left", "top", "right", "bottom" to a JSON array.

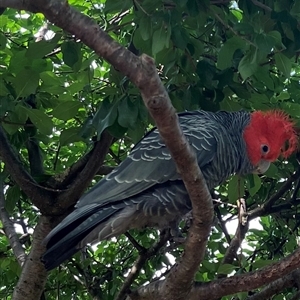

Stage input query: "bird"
[{"left": 42, "top": 109, "right": 297, "bottom": 271}]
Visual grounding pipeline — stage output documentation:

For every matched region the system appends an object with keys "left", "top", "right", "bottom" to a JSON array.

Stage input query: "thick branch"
[
  {"left": 13, "top": 216, "right": 51, "bottom": 300},
  {"left": 246, "top": 271, "right": 296, "bottom": 300},
  {"left": 137, "top": 56, "right": 213, "bottom": 300},
  {"left": 130, "top": 247, "right": 300, "bottom": 300},
  {"left": 0, "top": 181, "right": 26, "bottom": 266}
]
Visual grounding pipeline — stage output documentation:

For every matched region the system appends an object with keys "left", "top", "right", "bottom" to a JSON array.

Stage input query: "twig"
[
  {"left": 125, "top": 232, "right": 145, "bottom": 253},
  {"left": 247, "top": 167, "right": 300, "bottom": 220},
  {"left": 215, "top": 206, "right": 232, "bottom": 244},
  {"left": 115, "top": 231, "right": 170, "bottom": 300},
  {"left": 251, "top": 0, "right": 272, "bottom": 12},
  {"left": 212, "top": 10, "right": 256, "bottom": 47},
  {"left": 218, "top": 199, "right": 249, "bottom": 279}
]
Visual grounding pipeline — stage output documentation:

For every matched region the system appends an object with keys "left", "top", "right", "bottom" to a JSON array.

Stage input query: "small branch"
[
  {"left": 251, "top": 0, "right": 272, "bottom": 12},
  {"left": 0, "top": 181, "right": 26, "bottom": 266},
  {"left": 56, "top": 131, "right": 113, "bottom": 211},
  {"left": 219, "top": 199, "right": 249, "bottom": 273},
  {"left": 215, "top": 206, "right": 232, "bottom": 244},
  {"left": 212, "top": 10, "right": 256, "bottom": 47},
  {"left": 25, "top": 136, "right": 44, "bottom": 177},
  {"left": 116, "top": 231, "right": 170, "bottom": 300},
  {"left": 125, "top": 232, "right": 146, "bottom": 253},
  {"left": 0, "top": 125, "right": 52, "bottom": 211},
  {"left": 52, "top": 134, "right": 113, "bottom": 192},
  {"left": 97, "top": 165, "right": 115, "bottom": 175},
  {"left": 248, "top": 167, "right": 300, "bottom": 220}
]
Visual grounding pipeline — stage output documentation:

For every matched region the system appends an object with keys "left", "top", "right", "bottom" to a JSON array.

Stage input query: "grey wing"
[{"left": 76, "top": 117, "right": 218, "bottom": 207}]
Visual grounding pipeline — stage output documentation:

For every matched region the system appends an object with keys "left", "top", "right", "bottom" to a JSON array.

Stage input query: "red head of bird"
[{"left": 243, "top": 110, "right": 298, "bottom": 172}]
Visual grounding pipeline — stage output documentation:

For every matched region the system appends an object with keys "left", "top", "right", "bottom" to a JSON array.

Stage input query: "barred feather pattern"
[{"left": 43, "top": 110, "right": 255, "bottom": 270}]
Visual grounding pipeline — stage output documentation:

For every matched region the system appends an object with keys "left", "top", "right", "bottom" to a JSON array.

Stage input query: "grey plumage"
[{"left": 43, "top": 110, "right": 255, "bottom": 270}]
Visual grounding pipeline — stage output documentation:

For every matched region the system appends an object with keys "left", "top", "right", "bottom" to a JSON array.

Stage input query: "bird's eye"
[{"left": 261, "top": 144, "right": 269, "bottom": 154}]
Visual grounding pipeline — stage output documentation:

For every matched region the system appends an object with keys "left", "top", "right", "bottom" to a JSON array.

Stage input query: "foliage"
[{"left": 0, "top": 0, "right": 300, "bottom": 299}]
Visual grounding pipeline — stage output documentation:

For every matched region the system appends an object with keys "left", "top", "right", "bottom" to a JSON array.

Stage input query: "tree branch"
[
  {"left": 13, "top": 216, "right": 51, "bottom": 300},
  {"left": 7, "top": 3, "right": 214, "bottom": 299},
  {"left": 251, "top": 0, "right": 272, "bottom": 12},
  {"left": 55, "top": 131, "right": 113, "bottom": 211},
  {"left": 0, "top": 180, "right": 26, "bottom": 266},
  {"left": 116, "top": 231, "right": 170, "bottom": 300},
  {"left": 130, "top": 247, "right": 300, "bottom": 300},
  {"left": 247, "top": 270, "right": 300, "bottom": 300},
  {"left": 137, "top": 58, "right": 213, "bottom": 299},
  {"left": 0, "top": 125, "right": 53, "bottom": 212},
  {"left": 219, "top": 199, "right": 249, "bottom": 272},
  {"left": 248, "top": 167, "right": 300, "bottom": 220}
]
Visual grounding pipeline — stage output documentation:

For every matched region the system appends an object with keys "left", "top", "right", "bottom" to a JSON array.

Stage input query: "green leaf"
[
  {"left": 127, "top": 120, "right": 146, "bottom": 143},
  {"left": 2, "top": 123, "right": 18, "bottom": 135},
  {"left": 268, "top": 30, "right": 283, "bottom": 49},
  {"left": 93, "top": 98, "right": 118, "bottom": 139},
  {"left": 238, "top": 48, "right": 258, "bottom": 80},
  {"left": 52, "top": 101, "right": 82, "bottom": 121},
  {"left": 104, "top": 0, "right": 132, "bottom": 13},
  {"left": 0, "top": 15, "right": 8, "bottom": 27},
  {"left": 15, "top": 104, "right": 28, "bottom": 125},
  {"left": 252, "top": 259, "right": 274, "bottom": 269},
  {"left": 12, "top": 69, "right": 39, "bottom": 97},
  {"left": 171, "top": 26, "right": 188, "bottom": 50},
  {"left": 217, "top": 36, "right": 246, "bottom": 70},
  {"left": 61, "top": 41, "right": 82, "bottom": 71},
  {"left": 59, "top": 127, "right": 83, "bottom": 146},
  {"left": 217, "top": 263, "right": 237, "bottom": 275},
  {"left": 20, "top": 107, "right": 53, "bottom": 135},
  {"left": 231, "top": 9, "right": 243, "bottom": 21},
  {"left": 228, "top": 175, "right": 245, "bottom": 202},
  {"left": 26, "top": 34, "right": 61, "bottom": 59},
  {"left": 5, "top": 186, "right": 21, "bottom": 214},
  {"left": 118, "top": 97, "right": 139, "bottom": 128},
  {"left": 246, "top": 174, "right": 261, "bottom": 196},
  {"left": 0, "top": 33, "right": 7, "bottom": 50},
  {"left": 79, "top": 116, "right": 94, "bottom": 139},
  {"left": 139, "top": 17, "right": 151, "bottom": 41},
  {"left": 254, "top": 66, "right": 274, "bottom": 90},
  {"left": 107, "top": 119, "right": 127, "bottom": 138},
  {"left": 254, "top": 33, "right": 275, "bottom": 54},
  {"left": 152, "top": 25, "right": 170, "bottom": 55},
  {"left": 276, "top": 91, "right": 290, "bottom": 100},
  {"left": 274, "top": 53, "right": 291, "bottom": 77}
]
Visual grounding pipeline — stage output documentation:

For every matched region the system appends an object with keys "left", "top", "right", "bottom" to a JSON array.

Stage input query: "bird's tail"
[{"left": 42, "top": 202, "right": 125, "bottom": 271}]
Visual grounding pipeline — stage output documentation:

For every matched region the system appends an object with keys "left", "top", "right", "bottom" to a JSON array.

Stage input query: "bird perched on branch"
[{"left": 42, "top": 110, "right": 297, "bottom": 270}]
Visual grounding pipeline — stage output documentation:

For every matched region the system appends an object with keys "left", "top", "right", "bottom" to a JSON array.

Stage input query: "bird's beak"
[{"left": 254, "top": 160, "right": 270, "bottom": 174}]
